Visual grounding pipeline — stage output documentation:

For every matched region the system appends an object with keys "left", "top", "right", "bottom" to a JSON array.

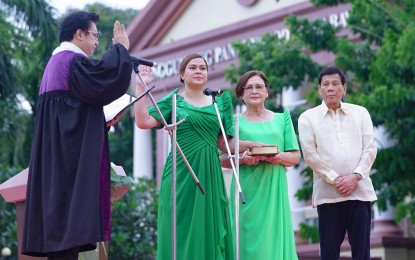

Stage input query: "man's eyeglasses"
[
  {"left": 84, "top": 30, "right": 101, "bottom": 40},
  {"left": 243, "top": 84, "right": 266, "bottom": 93}
]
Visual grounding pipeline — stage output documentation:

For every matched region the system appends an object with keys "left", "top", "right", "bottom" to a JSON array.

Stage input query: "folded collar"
[
  {"left": 52, "top": 42, "right": 87, "bottom": 56},
  {"left": 320, "top": 101, "right": 348, "bottom": 117}
]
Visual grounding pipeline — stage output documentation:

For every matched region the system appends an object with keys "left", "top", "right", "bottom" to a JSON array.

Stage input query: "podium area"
[{"left": 0, "top": 167, "right": 130, "bottom": 260}]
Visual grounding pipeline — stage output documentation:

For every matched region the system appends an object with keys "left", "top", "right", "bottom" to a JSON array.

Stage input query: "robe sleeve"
[{"left": 70, "top": 43, "right": 133, "bottom": 106}]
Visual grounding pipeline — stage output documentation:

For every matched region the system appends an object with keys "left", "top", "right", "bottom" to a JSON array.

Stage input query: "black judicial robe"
[{"left": 22, "top": 43, "right": 132, "bottom": 256}]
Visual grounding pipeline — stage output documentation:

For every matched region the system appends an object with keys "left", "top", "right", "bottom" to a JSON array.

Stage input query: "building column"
[
  {"left": 133, "top": 126, "right": 153, "bottom": 179},
  {"left": 371, "top": 126, "right": 402, "bottom": 238},
  {"left": 287, "top": 163, "right": 306, "bottom": 232},
  {"left": 281, "top": 86, "right": 308, "bottom": 241},
  {"left": 280, "top": 85, "right": 307, "bottom": 109}
]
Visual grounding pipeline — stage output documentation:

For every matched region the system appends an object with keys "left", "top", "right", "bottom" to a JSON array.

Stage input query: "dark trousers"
[
  {"left": 317, "top": 200, "right": 372, "bottom": 260},
  {"left": 47, "top": 247, "right": 79, "bottom": 260}
]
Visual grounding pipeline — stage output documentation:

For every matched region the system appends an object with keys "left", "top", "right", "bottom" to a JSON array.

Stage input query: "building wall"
[
  {"left": 130, "top": 2, "right": 350, "bottom": 100},
  {"left": 159, "top": 0, "right": 308, "bottom": 44}
]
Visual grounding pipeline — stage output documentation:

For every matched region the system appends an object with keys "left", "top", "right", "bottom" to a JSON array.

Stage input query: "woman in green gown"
[
  {"left": 221, "top": 71, "right": 301, "bottom": 260},
  {"left": 134, "top": 54, "right": 260, "bottom": 260}
]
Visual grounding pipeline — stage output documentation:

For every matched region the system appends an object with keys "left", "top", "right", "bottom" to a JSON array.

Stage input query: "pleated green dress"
[
  {"left": 230, "top": 108, "right": 299, "bottom": 260},
  {"left": 149, "top": 89, "right": 235, "bottom": 260}
]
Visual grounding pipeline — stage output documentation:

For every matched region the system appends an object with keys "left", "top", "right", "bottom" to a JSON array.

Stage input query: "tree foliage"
[
  {"left": 224, "top": 33, "right": 322, "bottom": 112},
  {"left": 109, "top": 113, "right": 135, "bottom": 174},
  {"left": 0, "top": 0, "right": 57, "bottom": 166},
  {"left": 0, "top": 164, "right": 21, "bottom": 259},
  {"left": 110, "top": 178, "right": 158, "bottom": 259},
  {"left": 336, "top": 0, "right": 415, "bottom": 223},
  {"left": 226, "top": 0, "right": 415, "bottom": 231}
]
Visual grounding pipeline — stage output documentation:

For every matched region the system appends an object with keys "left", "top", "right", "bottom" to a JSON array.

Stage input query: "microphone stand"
[
  {"left": 133, "top": 66, "right": 206, "bottom": 195},
  {"left": 208, "top": 93, "right": 246, "bottom": 204},
  {"left": 234, "top": 114, "right": 240, "bottom": 260},
  {"left": 172, "top": 94, "right": 177, "bottom": 260}
]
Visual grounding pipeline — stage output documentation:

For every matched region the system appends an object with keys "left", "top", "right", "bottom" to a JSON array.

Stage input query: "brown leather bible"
[{"left": 250, "top": 145, "right": 279, "bottom": 155}]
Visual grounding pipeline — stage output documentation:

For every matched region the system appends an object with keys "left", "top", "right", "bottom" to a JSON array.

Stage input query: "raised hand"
[
  {"left": 112, "top": 20, "right": 129, "bottom": 50},
  {"left": 138, "top": 65, "right": 153, "bottom": 83},
  {"left": 135, "top": 65, "right": 153, "bottom": 94}
]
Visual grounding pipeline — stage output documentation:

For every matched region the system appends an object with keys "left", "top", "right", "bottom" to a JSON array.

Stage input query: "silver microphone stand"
[
  {"left": 234, "top": 114, "right": 240, "bottom": 260},
  {"left": 172, "top": 94, "right": 177, "bottom": 260},
  {"left": 207, "top": 93, "right": 246, "bottom": 204}
]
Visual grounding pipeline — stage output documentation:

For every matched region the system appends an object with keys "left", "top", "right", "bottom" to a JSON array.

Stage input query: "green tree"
[
  {"left": 0, "top": 164, "right": 21, "bottom": 259},
  {"left": 110, "top": 178, "right": 158, "bottom": 259},
  {"left": 0, "top": 0, "right": 57, "bottom": 167},
  {"left": 0, "top": 2, "right": 57, "bottom": 257},
  {"left": 310, "top": 0, "right": 415, "bottom": 225},
  {"left": 226, "top": 0, "right": 415, "bottom": 239},
  {"left": 225, "top": 33, "right": 322, "bottom": 111}
]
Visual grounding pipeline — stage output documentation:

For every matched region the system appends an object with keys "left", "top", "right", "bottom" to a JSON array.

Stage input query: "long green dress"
[
  {"left": 230, "top": 108, "right": 299, "bottom": 260},
  {"left": 149, "top": 89, "right": 235, "bottom": 260}
]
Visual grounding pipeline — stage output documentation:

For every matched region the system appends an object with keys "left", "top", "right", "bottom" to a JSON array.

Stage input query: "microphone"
[
  {"left": 131, "top": 56, "right": 158, "bottom": 68},
  {"left": 203, "top": 88, "right": 223, "bottom": 96}
]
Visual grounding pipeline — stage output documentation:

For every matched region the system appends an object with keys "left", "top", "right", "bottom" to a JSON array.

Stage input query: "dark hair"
[
  {"left": 179, "top": 53, "right": 208, "bottom": 83},
  {"left": 59, "top": 11, "right": 99, "bottom": 43},
  {"left": 318, "top": 66, "right": 346, "bottom": 85},
  {"left": 235, "top": 70, "right": 269, "bottom": 98}
]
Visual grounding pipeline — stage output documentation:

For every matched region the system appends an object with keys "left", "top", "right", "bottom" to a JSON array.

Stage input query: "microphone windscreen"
[
  {"left": 203, "top": 88, "right": 223, "bottom": 96},
  {"left": 203, "top": 88, "right": 211, "bottom": 96}
]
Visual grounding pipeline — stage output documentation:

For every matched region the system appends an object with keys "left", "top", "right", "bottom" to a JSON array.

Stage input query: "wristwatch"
[{"left": 354, "top": 173, "right": 363, "bottom": 180}]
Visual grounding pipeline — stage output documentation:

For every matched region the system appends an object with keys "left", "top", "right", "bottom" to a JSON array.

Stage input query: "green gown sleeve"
[
  {"left": 283, "top": 107, "right": 300, "bottom": 151},
  {"left": 148, "top": 88, "right": 180, "bottom": 128},
  {"left": 220, "top": 91, "right": 235, "bottom": 137}
]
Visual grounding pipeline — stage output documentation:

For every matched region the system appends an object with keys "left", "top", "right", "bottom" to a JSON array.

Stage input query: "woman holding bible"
[{"left": 220, "top": 70, "right": 301, "bottom": 260}]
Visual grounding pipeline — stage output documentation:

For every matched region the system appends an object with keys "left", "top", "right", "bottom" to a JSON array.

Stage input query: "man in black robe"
[{"left": 22, "top": 11, "right": 133, "bottom": 259}]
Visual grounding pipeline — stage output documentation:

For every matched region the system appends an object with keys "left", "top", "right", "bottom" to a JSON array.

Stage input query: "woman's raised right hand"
[{"left": 135, "top": 65, "right": 153, "bottom": 92}]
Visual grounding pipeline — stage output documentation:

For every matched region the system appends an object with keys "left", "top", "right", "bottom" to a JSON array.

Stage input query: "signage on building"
[{"left": 153, "top": 9, "right": 349, "bottom": 80}]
